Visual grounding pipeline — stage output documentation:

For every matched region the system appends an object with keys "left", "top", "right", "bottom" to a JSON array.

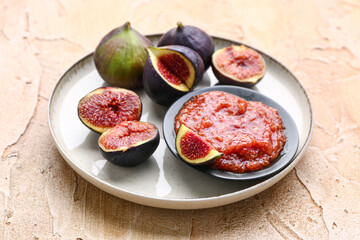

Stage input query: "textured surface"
[{"left": 1, "top": 0, "right": 360, "bottom": 239}]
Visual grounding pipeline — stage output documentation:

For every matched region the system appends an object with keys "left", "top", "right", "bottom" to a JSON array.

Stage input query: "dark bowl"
[{"left": 162, "top": 85, "right": 299, "bottom": 180}]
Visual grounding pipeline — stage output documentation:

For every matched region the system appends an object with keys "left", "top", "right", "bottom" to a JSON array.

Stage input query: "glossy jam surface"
[
  {"left": 157, "top": 53, "right": 190, "bottom": 85},
  {"left": 79, "top": 88, "right": 141, "bottom": 129},
  {"left": 215, "top": 46, "right": 264, "bottom": 80},
  {"left": 180, "top": 130, "right": 211, "bottom": 160},
  {"left": 174, "top": 91, "right": 286, "bottom": 173},
  {"left": 99, "top": 121, "right": 157, "bottom": 150}
]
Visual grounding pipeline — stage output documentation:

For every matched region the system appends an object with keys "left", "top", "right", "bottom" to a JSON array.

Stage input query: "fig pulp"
[
  {"left": 175, "top": 124, "right": 222, "bottom": 165},
  {"left": 94, "top": 22, "right": 152, "bottom": 89},
  {"left": 143, "top": 46, "right": 204, "bottom": 106},
  {"left": 78, "top": 87, "right": 142, "bottom": 133},
  {"left": 158, "top": 22, "right": 214, "bottom": 70},
  {"left": 98, "top": 121, "right": 160, "bottom": 167},
  {"left": 212, "top": 45, "right": 266, "bottom": 87}
]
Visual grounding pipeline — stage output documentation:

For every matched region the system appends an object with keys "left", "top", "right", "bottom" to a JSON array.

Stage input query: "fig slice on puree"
[
  {"left": 78, "top": 87, "right": 142, "bottom": 133},
  {"left": 143, "top": 46, "right": 204, "bottom": 106},
  {"left": 175, "top": 124, "right": 223, "bottom": 165},
  {"left": 212, "top": 45, "right": 266, "bottom": 87},
  {"left": 99, "top": 121, "right": 160, "bottom": 167}
]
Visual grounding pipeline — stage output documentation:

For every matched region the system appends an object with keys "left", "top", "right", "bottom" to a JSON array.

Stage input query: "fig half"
[
  {"left": 94, "top": 22, "right": 152, "bottom": 89},
  {"left": 175, "top": 125, "right": 223, "bottom": 165},
  {"left": 158, "top": 22, "right": 214, "bottom": 70},
  {"left": 78, "top": 87, "right": 142, "bottom": 133},
  {"left": 143, "top": 46, "right": 204, "bottom": 106},
  {"left": 98, "top": 121, "right": 160, "bottom": 167},
  {"left": 212, "top": 45, "right": 266, "bottom": 87}
]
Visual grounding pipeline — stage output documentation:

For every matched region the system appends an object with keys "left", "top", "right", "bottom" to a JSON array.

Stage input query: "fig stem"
[
  {"left": 124, "top": 21, "right": 131, "bottom": 30},
  {"left": 177, "top": 21, "right": 184, "bottom": 30}
]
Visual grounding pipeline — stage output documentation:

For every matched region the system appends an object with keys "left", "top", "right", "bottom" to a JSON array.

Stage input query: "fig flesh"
[
  {"left": 143, "top": 46, "right": 204, "bottom": 106},
  {"left": 98, "top": 121, "right": 160, "bottom": 167},
  {"left": 78, "top": 87, "right": 142, "bottom": 133},
  {"left": 212, "top": 45, "right": 266, "bottom": 87},
  {"left": 94, "top": 22, "right": 152, "bottom": 89},
  {"left": 175, "top": 124, "right": 223, "bottom": 165},
  {"left": 158, "top": 22, "right": 214, "bottom": 70}
]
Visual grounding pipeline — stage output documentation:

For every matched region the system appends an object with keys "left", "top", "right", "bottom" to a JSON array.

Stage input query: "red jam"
[
  {"left": 157, "top": 53, "right": 190, "bottom": 85},
  {"left": 99, "top": 121, "right": 157, "bottom": 150},
  {"left": 215, "top": 46, "right": 264, "bottom": 80},
  {"left": 174, "top": 91, "right": 286, "bottom": 173}
]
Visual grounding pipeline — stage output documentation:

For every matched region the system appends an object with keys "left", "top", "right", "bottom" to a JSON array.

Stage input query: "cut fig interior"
[
  {"left": 98, "top": 121, "right": 160, "bottom": 167},
  {"left": 78, "top": 87, "right": 142, "bottom": 133},
  {"left": 146, "top": 47, "right": 196, "bottom": 91},
  {"left": 99, "top": 121, "right": 158, "bottom": 152},
  {"left": 175, "top": 124, "right": 223, "bottom": 165},
  {"left": 212, "top": 45, "right": 266, "bottom": 87}
]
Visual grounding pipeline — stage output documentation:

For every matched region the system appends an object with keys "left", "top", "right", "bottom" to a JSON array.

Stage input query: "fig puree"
[{"left": 174, "top": 91, "right": 286, "bottom": 173}]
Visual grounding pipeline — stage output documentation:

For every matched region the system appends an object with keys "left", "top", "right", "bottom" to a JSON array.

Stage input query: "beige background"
[{"left": 1, "top": 0, "right": 360, "bottom": 239}]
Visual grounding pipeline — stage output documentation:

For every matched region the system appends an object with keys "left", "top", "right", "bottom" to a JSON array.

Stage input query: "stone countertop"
[{"left": 1, "top": 0, "right": 360, "bottom": 239}]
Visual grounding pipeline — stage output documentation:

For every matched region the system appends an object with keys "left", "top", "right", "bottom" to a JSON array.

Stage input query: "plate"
[
  {"left": 163, "top": 86, "right": 299, "bottom": 180},
  {"left": 48, "top": 34, "right": 313, "bottom": 209}
]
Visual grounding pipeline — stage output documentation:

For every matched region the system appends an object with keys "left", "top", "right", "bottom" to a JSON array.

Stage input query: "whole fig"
[
  {"left": 158, "top": 22, "right": 214, "bottom": 70},
  {"left": 94, "top": 22, "right": 152, "bottom": 89}
]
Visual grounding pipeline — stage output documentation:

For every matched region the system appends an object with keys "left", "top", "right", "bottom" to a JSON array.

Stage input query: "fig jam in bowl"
[{"left": 163, "top": 85, "right": 299, "bottom": 180}]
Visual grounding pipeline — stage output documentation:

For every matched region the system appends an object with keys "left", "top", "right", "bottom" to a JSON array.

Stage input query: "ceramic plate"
[
  {"left": 163, "top": 86, "right": 299, "bottom": 180},
  {"left": 48, "top": 35, "right": 313, "bottom": 209}
]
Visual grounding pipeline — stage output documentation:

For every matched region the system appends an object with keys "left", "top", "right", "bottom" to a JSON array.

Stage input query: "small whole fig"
[
  {"left": 175, "top": 124, "right": 223, "bottom": 165},
  {"left": 94, "top": 22, "right": 152, "bottom": 89},
  {"left": 158, "top": 22, "right": 214, "bottom": 70}
]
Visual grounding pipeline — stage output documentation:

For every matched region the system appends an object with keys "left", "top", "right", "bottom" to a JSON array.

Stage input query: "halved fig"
[
  {"left": 175, "top": 124, "right": 223, "bottom": 165},
  {"left": 166, "top": 45, "right": 205, "bottom": 87},
  {"left": 212, "top": 45, "right": 266, "bottom": 87},
  {"left": 78, "top": 87, "right": 142, "bottom": 133},
  {"left": 98, "top": 121, "right": 160, "bottom": 167},
  {"left": 158, "top": 22, "right": 214, "bottom": 70},
  {"left": 143, "top": 46, "right": 204, "bottom": 106}
]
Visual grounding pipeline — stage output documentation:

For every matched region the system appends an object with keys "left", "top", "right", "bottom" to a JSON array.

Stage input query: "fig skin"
[
  {"left": 175, "top": 124, "right": 223, "bottom": 166},
  {"left": 143, "top": 46, "right": 204, "bottom": 106},
  {"left": 158, "top": 22, "right": 214, "bottom": 70},
  {"left": 212, "top": 45, "right": 266, "bottom": 88},
  {"left": 78, "top": 87, "right": 142, "bottom": 133},
  {"left": 94, "top": 22, "right": 152, "bottom": 89},
  {"left": 98, "top": 121, "right": 160, "bottom": 167}
]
